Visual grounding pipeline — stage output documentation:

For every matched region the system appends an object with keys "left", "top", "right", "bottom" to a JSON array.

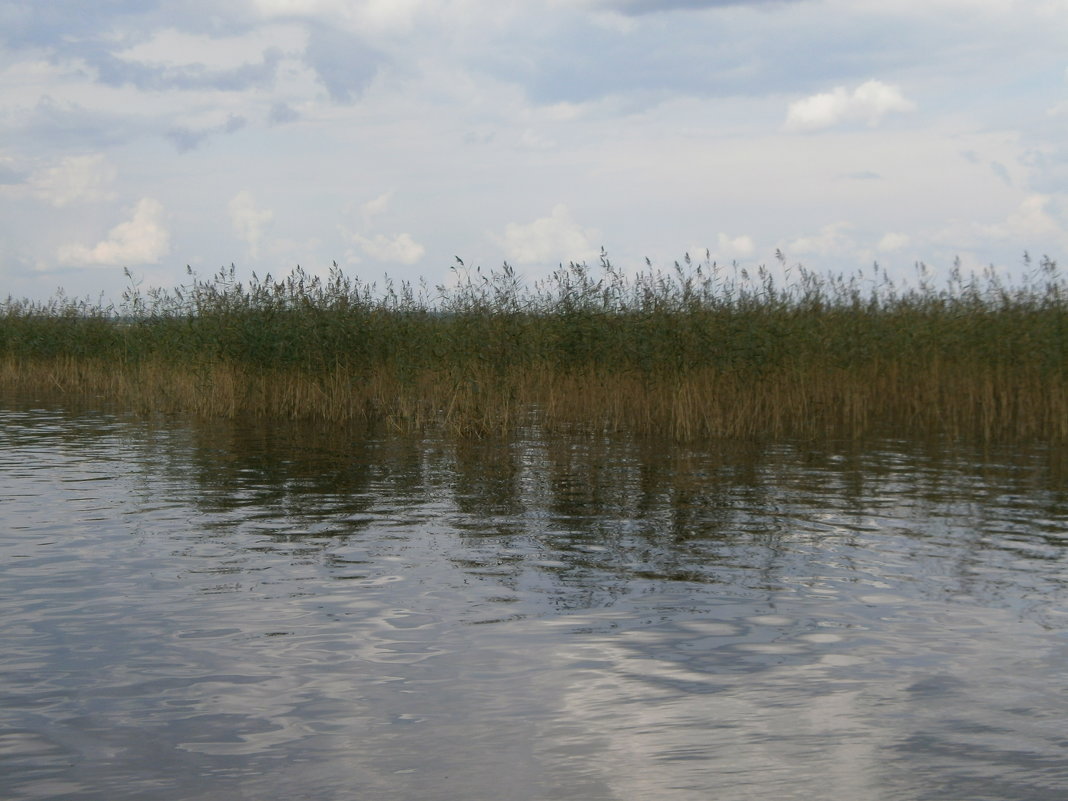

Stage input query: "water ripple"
[{"left": 3, "top": 399, "right": 1068, "bottom": 799}]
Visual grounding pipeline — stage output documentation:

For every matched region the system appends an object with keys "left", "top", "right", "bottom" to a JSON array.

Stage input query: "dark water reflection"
[{"left": 3, "top": 396, "right": 1068, "bottom": 800}]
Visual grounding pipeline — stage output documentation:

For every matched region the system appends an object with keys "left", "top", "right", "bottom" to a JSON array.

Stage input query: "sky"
[{"left": 1, "top": 0, "right": 1067, "bottom": 304}]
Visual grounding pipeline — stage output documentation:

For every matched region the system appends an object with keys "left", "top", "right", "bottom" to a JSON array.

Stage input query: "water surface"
[{"left": 3, "top": 397, "right": 1068, "bottom": 800}]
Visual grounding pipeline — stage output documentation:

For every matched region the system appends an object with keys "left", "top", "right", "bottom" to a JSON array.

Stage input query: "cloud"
[
  {"left": 303, "top": 24, "right": 382, "bottom": 102},
  {"left": 339, "top": 192, "right": 423, "bottom": 264},
  {"left": 79, "top": 43, "right": 285, "bottom": 93},
  {"left": 268, "top": 101, "right": 300, "bottom": 124},
  {"left": 360, "top": 191, "right": 393, "bottom": 221},
  {"left": 166, "top": 114, "right": 247, "bottom": 152},
  {"left": 30, "top": 153, "right": 117, "bottom": 207},
  {"left": 990, "top": 161, "right": 1012, "bottom": 186},
  {"left": 0, "top": 0, "right": 159, "bottom": 50},
  {"left": 498, "top": 205, "right": 601, "bottom": 265},
  {"left": 354, "top": 0, "right": 424, "bottom": 34},
  {"left": 714, "top": 232, "right": 755, "bottom": 259},
  {"left": 57, "top": 198, "right": 170, "bottom": 266},
  {"left": 996, "top": 194, "right": 1061, "bottom": 238},
  {"left": 166, "top": 128, "right": 209, "bottom": 152},
  {"left": 518, "top": 129, "right": 557, "bottom": 151},
  {"left": 22, "top": 97, "right": 147, "bottom": 149},
  {"left": 229, "top": 191, "right": 274, "bottom": 258},
  {"left": 930, "top": 194, "right": 1066, "bottom": 252},
  {"left": 842, "top": 171, "right": 883, "bottom": 181},
  {"left": 877, "top": 232, "right": 911, "bottom": 252},
  {"left": 250, "top": 0, "right": 424, "bottom": 35},
  {"left": 787, "top": 222, "right": 854, "bottom": 257},
  {"left": 586, "top": 0, "right": 804, "bottom": 13},
  {"left": 112, "top": 24, "right": 298, "bottom": 71},
  {"left": 496, "top": 16, "right": 755, "bottom": 105},
  {"left": 0, "top": 161, "right": 27, "bottom": 185},
  {"left": 785, "top": 80, "right": 916, "bottom": 132},
  {"left": 3, "top": 0, "right": 1066, "bottom": 305},
  {"left": 350, "top": 232, "right": 425, "bottom": 264}
]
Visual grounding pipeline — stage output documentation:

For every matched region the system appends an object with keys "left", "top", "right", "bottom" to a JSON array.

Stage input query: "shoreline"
[{"left": 3, "top": 258, "right": 1066, "bottom": 441}]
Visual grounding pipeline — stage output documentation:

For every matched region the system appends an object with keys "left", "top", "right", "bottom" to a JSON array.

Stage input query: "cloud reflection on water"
[{"left": 2, "top": 399, "right": 1068, "bottom": 799}]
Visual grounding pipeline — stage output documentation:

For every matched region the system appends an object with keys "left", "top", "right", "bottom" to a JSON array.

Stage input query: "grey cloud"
[
  {"left": 66, "top": 43, "right": 283, "bottom": 93},
  {"left": 464, "top": 130, "right": 496, "bottom": 146},
  {"left": 0, "top": 164, "right": 28, "bottom": 185},
  {"left": 0, "top": 1, "right": 254, "bottom": 50},
  {"left": 498, "top": 19, "right": 760, "bottom": 105},
  {"left": 167, "top": 114, "right": 247, "bottom": 153},
  {"left": 990, "top": 161, "right": 1012, "bottom": 186},
  {"left": 304, "top": 26, "right": 383, "bottom": 103},
  {"left": 166, "top": 127, "right": 208, "bottom": 153},
  {"left": 0, "top": 0, "right": 155, "bottom": 48},
  {"left": 485, "top": 2, "right": 887, "bottom": 108},
  {"left": 2, "top": 2, "right": 283, "bottom": 95},
  {"left": 19, "top": 97, "right": 145, "bottom": 149},
  {"left": 222, "top": 114, "right": 247, "bottom": 134},
  {"left": 959, "top": 153, "right": 1014, "bottom": 188},
  {"left": 1022, "top": 145, "right": 1068, "bottom": 195},
  {"left": 594, "top": 0, "right": 804, "bottom": 14},
  {"left": 268, "top": 102, "right": 300, "bottom": 125},
  {"left": 16, "top": 93, "right": 242, "bottom": 155}
]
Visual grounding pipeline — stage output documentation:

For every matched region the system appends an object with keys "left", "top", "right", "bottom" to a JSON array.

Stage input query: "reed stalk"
[{"left": 2, "top": 254, "right": 1065, "bottom": 442}]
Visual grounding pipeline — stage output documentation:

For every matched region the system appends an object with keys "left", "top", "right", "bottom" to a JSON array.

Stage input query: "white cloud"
[
  {"left": 518, "top": 129, "right": 557, "bottom": 151},
  {"left": 31, "top": 154, "right": 117, "bottom": 207},
  {"left": 938, "top": 194, "right": 1066, "bottom": 249},
  {"left": 57, "top": 198, "right": 170, "bottom": 267},
  {"left": 498, "top": 204, "right": 601, "bottom": 265},
  {"left": 4, "top": 0, "right": 1068, "bottom": 303},
  {"left": 358, "top": 0, "right": 424, "bottom": 33},
  {"left": 991, "top": 194, "right": 1062, "bottom": 238},
  {"left": 715, "top": 232, "right": 755, "bottom": 260},
  {"left": 877, "top": 232, "right": 911, "bottom": 252},
  {"left": 115, "top": 25, "right": 305, "bottom": 71},
  {"left": 251, "top": 0, "right": 345, "bottom": 16},
  {"left": 340, "top": 193, "right": 424, "bottom": 264},
  {"left": 785, "top": 80, "right": 916, "bottom": 132},
  {"left": 0, "top": 156, "right": 24, "bottom": 185},
  {"left": 228, "top": 191, "right": 275, "bottom": 258},
  {"left": 571, "top": 0, "right": 800, "bottom": 14},
  {"left": 787, "top": 222, "right": 854, "bottom": 257},
  {"left": 251, "top": 0, "right": 423, "bottom": 33},
  {"left": 351, "top": 232, "right": 425, "bottom": 264},
  {"left": 360, "top": 191, "right": 393, "bottom": 221}
]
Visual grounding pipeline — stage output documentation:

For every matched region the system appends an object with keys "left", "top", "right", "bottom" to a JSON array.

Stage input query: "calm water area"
[{"left": 3, "top": 394, "right": 1068, "bottom": 800}]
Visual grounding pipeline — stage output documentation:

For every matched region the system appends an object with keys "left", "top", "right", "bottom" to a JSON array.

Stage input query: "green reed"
[{"left": 2, "top": 251, "right": 1066, "bottom": 440}]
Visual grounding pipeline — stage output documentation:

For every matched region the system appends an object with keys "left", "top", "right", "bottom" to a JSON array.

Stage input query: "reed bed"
[{"left": 2, "top": 252, "right": 1066, "bottom": 441}]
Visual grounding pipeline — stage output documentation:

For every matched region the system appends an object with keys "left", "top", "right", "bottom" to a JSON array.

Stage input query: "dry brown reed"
[
  {"left": 3, "top": 356, "right": 1065, "bottom": 442},
  {"left": 3, "top": 253, "right": 1066, "bottom": 442}
]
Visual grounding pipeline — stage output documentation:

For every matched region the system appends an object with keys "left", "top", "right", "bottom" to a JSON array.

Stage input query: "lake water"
[{"left": 3, "top": 396, "right": 1068, "bottom": 800}]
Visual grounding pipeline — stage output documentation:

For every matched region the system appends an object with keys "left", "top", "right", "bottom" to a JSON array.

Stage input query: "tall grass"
[{"left": 2, "top": 252, "right": 1066, "bottom": 441}]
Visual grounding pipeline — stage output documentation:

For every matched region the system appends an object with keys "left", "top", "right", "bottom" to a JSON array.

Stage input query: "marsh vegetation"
[{"left": 2, "top": 251, "right": 1066, "bottom": 441}]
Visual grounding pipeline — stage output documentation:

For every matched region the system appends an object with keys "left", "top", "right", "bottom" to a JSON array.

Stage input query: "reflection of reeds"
[{"left": 2, "top": 253, "right": 1066, "bottom": 441}]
